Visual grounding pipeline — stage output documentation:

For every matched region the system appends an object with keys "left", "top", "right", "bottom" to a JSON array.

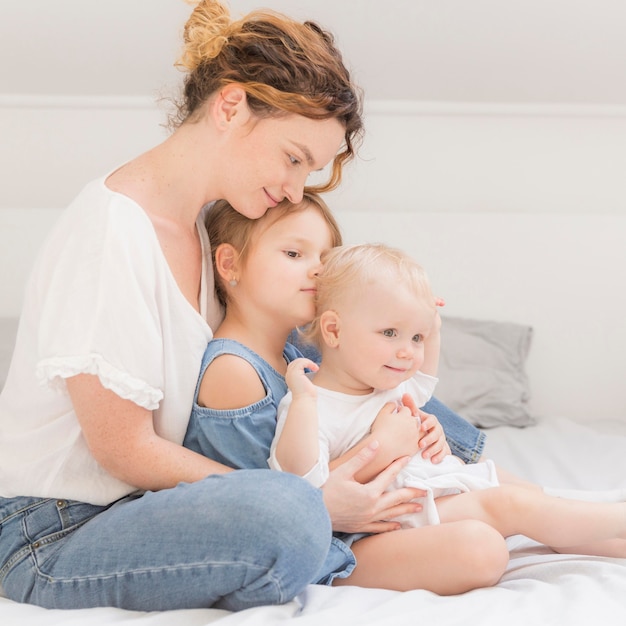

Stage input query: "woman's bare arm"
[{"left": 67, "top": 373, "right": 231, "bottom": 491}]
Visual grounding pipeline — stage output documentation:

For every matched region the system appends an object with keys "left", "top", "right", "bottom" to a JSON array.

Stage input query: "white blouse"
[{"left": 0, "top": 177, "right": 220, "bottom": 505}]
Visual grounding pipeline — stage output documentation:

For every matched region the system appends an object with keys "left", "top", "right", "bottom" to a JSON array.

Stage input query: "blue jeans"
[{"left": 0, "top": 470, "right": 331, "bottom": 611}]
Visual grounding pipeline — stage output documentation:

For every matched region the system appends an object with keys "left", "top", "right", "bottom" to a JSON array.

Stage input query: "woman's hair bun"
[{"left": 178, "top": 0, "right": 232, "bottom": 71}]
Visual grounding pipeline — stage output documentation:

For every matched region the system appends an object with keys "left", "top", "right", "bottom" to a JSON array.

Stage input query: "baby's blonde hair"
[{"left": 303, "top": 243, "right": 435, "bottom": 348}]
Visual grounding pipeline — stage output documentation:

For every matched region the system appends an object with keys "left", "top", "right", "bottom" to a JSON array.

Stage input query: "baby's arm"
[
  {"left": 329, "top": 401, "right": 422, "bottom": 484},
  {"left": 421, "top": 306, "right": 442, "bottom": 377},
  {"left": 273, "top": 358, "right": 321, "bottom": 477}
]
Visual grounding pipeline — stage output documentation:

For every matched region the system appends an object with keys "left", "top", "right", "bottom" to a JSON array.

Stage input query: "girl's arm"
[
  {"left": 273, "top": 358, "right": 320, "bottom": 477},
  {"left": 67, "top": 373, "right": 232, "bottom": 491}
]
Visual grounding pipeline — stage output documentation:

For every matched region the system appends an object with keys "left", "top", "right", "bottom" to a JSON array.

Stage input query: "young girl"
[
  {"left": 187, "top": 196, "right": 515, "bottom": 594},
  {"left": 270, "top": 242, "right": 626, "bottom": 590}
]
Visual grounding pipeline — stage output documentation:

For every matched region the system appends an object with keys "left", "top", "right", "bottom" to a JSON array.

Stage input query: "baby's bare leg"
[
  {"left": 334, "top": 520, "right": 508, "bottom": 594},
  {"left": 435, "top": 485, "right": 626, "bottom": 557}
]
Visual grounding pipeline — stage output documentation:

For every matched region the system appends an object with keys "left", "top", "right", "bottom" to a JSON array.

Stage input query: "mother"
[{"left": 0, "top": 0, "right": 498, "bottom": 612}]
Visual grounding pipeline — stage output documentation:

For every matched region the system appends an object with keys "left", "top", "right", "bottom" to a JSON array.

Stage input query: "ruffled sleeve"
[{"left": 33, "top": 183, "right": 172, "bottom": 410}]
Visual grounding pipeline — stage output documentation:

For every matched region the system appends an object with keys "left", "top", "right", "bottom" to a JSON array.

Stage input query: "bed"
[{"left": 1, "top": 210, "right": 626, "bottom": 625}]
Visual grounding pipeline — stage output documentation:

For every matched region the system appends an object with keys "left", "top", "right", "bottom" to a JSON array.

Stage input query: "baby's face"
[{"left": 331, "top": 279, "right": 436, "bottom": 392}]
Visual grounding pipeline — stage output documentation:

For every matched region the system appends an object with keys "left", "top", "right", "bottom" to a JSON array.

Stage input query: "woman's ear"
[
  {"left": 320, "top": 310, "right": 341, "bottom": 348},
  {"left": 214, "top": 243, "right": 240, "bottom": 283},
  {"left": 213, "top": 84, "right": 251, "bottom": 129}
]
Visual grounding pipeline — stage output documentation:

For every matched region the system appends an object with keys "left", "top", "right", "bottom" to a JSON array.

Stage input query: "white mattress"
[{"left": 2, "top": 416, "right": 625, "bottom": 626}]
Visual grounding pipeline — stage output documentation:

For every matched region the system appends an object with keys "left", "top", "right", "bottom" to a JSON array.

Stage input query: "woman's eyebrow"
[{"left": 292, "top": 142, "right": 315, "bottom": 167}]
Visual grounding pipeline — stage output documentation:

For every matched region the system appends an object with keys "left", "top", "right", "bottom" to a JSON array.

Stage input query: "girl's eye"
[
  {"left": 412, "top": 334, "right": 423, "bottom": 343},
  {"left": 382, "top": 329, "right": 396, "bottom": 338}
]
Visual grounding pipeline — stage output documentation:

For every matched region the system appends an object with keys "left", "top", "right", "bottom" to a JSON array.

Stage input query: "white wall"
[
  {"left": 325, "top": 102, "right": 626, "bottom": 215},
  {"left": 3, "top": 98, "right": 626, "bottom": 214},
  {"left": 2, "top": 97, "right": 626, "bottom": 318},
  {"left": 2, "top": 98, "right": 626, "bottom": 421}
]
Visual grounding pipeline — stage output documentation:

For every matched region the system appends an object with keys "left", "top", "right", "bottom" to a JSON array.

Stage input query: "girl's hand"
[
  {"left": 285, "top": 357, "right": 319, "bottom": 398},
  {"left": 401, "top": 393, "right": 450, "bottom": 464},
  {"left": 417, "top": 409, "right": 450, "bottom": 464}
]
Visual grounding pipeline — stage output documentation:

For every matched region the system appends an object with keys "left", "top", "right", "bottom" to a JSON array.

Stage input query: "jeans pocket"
[{"left": 0, "top": 497, "right": 106, "bottom": 586}]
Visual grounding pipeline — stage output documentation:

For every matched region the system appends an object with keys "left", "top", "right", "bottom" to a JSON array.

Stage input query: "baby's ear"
[
  {"left": 320, "top": 310, "right": 341, "bottom": 348},
  {"left": 214, "top": 243, "right": 240, "bottom": 281}
]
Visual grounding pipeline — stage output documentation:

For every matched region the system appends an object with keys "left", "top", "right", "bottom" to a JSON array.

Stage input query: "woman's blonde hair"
[
  {"left": 174, "top": 0, "right": 363, "bottom": 192},
  {"left": 303, "top": 243, "right": 435, "bottom": 348},
  {"left": 205, "top": 193, "right": 343, "bottom": 308}
]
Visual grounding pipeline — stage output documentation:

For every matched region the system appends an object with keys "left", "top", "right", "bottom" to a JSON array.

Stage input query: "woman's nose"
[{"left": 283, "top": 171, "right": 308, "bottom": 204}]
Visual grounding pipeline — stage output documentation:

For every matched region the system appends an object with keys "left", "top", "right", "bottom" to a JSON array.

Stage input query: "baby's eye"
[
  {"left": 412, "top": 334, "right": 423, "bottom": 343},
  {"left": 382, "top": 329, "right": 396, "bottom": 338},
  {"left": 285, "top": 250, "right": 300, "bottom": 258}
]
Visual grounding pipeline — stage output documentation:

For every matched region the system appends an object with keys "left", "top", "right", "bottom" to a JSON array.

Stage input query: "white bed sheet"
[{"left": 2, "top": 417, "right": 626, "bottom": 626}]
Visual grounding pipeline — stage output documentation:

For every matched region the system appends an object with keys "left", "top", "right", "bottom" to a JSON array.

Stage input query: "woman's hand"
[
  {"left": 401, "top": 393, "right": 450, "bottom": 464},
  {"left": 322, "top": 441, "right": 426, "bottom": 534}
]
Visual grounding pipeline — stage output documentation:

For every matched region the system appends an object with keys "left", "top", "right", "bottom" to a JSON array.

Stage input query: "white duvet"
[{"left": 2, "top": 417, "right": 626, "bottom": 626}]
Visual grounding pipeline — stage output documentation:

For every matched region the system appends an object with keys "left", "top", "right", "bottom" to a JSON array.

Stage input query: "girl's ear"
[
  {"left": 212, "top": 84, "right": 251, "bottom": 129},
  {"left": 214, "top": 243, "right": 240, "bottom": 283},
  {"left": 320, "top": 310, "right": 341, "bottom": 348}
]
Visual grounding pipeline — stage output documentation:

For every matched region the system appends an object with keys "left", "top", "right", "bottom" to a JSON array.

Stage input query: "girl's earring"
[{"left": 229, "top": 279, "right": 238, "bottom": 287}]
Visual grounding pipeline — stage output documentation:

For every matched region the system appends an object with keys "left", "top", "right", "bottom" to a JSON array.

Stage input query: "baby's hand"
[
  {"left": 371, "top": 402, "right": 421, "bottom": 459},
  {"left": 285, "top": 358, "right": 319, "bottom": 399}
]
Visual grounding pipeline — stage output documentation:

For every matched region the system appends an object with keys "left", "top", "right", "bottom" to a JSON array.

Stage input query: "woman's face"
[{"left": 220, "top": 113, "right": 345, "bottom": 219}]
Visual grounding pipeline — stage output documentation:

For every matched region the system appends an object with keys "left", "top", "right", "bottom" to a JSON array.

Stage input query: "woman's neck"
[{"left": 106, "top": 122, "right": 222, "bottom": 227}]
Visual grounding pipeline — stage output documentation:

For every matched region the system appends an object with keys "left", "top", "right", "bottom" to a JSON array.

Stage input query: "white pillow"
[{"left": 435, "top": 316, "right": 535, "bottom": 428}]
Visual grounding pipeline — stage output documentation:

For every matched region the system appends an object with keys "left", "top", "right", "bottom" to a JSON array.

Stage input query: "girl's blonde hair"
[
  {"left": 205, "top": 193, "right": 343, "bottom": 308},
  {"left": 174, "top": 0, "right": 363, "bottom": 193},
  {"left": 303, "top": 243, "right": 435, "bottom": 348}
]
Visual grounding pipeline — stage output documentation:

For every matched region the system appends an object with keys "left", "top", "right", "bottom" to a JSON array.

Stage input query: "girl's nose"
[{"left": 309, "top": 259, "right": 323, "bottom": 278}]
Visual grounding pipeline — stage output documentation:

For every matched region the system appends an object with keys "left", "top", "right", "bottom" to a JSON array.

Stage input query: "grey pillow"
[{"left": 435, "top": 316, "right": 535, "bottom": 428}]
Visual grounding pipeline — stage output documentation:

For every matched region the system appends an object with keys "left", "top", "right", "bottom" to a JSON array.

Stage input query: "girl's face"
[
  {"left": 329, "top": 279, "right": 436, "bottom": 394},
  {"left": 239, "top": 207, "right": 335, "bottom": 329},
  {"left": 220, "top": 113, "right": 345, "bottom": 220}
]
